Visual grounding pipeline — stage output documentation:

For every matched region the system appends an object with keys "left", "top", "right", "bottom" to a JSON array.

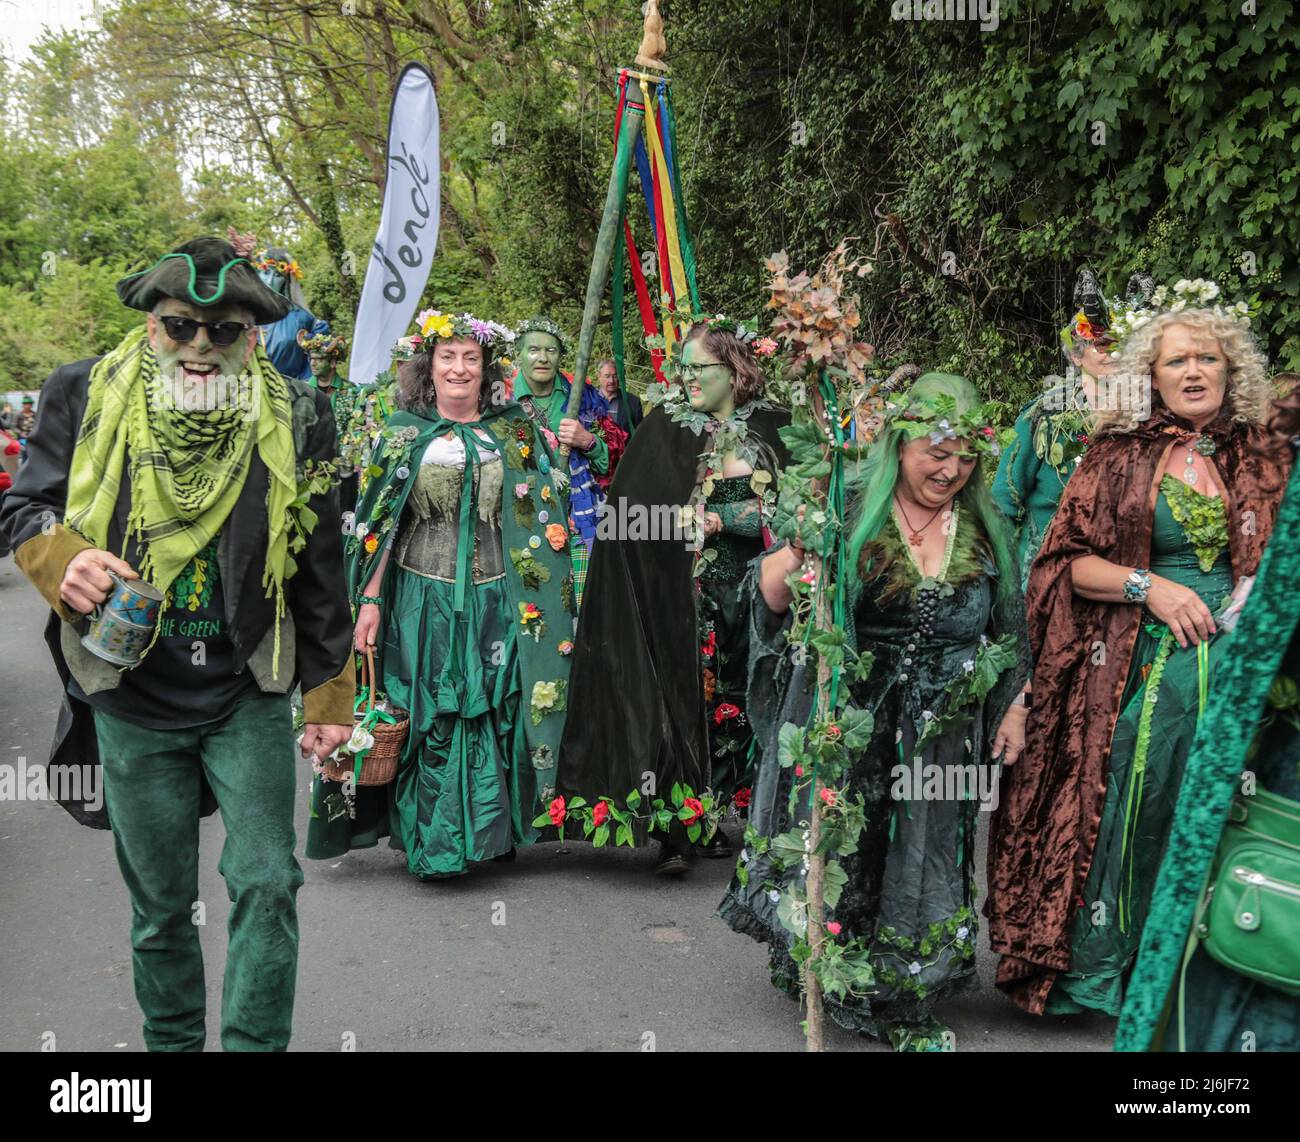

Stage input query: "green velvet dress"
[
  {"left": 1048, "top": 476, "right": 1234, "bottom": 1014},
  {"left": 1118, "top": 458, "right": 1300, "bottom": 1053},
  {"left": 992, "top": 398, "right": 1090, "bottom": 589},
  {"left": 305, "top": 408, "right": 575, "bottom": 879},
  {"left": 699, "top": 475, "right": 765, "bottom": 799}
]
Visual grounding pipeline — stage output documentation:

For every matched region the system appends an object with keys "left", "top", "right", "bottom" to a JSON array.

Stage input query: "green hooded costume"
[{"left": 305, "top": 403, "right": 575, "bottom": 878}]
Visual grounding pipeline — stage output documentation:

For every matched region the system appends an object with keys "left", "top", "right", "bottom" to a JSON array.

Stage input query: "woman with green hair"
[{"left": 719, "top": 372, "right": 1030, "bottom": 1050}]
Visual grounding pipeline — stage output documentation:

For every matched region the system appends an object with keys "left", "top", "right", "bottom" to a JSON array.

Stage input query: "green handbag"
[{"left": 1195, "top": 784, "right": 1300, "bottom": 998}]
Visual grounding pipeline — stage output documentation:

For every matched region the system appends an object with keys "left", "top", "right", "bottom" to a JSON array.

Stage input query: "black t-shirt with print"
[{"left": 69, "top": 532, "right": 262, "bottom": 730}]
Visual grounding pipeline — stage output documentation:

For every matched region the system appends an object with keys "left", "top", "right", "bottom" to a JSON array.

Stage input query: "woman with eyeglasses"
[
  {"left": 545, "top": 319, "right": 790, "bottom": 875},
  {"left": 304, "top": 312, "right": 576, "bottom": 879}
]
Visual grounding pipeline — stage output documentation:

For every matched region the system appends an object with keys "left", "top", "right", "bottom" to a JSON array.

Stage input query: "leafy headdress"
[{"left": 846, "top": 372, "right": 1020, "bottom": 625}]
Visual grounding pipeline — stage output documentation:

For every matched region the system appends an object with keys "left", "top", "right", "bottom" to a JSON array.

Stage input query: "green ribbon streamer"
[{"left": 1119, "top": 629, "right": 1177, "bottom": 934}]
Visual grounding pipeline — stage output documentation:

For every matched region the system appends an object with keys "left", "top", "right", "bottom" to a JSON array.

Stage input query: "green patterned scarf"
[{"left": 65, "top": 324, "right": 298, "bottom": 664}]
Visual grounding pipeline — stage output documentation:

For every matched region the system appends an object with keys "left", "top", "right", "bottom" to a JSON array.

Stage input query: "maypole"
[{"left": 559, "top": 0, "right": 700, "bottom": 462}]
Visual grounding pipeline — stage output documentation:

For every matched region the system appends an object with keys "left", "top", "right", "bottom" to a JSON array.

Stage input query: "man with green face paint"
[
  {"left": 510, "top": 316, "right": 627, "bottom": 607},
  {"left": 0, "top": 236, "right": 355, "bottom": 1051}
]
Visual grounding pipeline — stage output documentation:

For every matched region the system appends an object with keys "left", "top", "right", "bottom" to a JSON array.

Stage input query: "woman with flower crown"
[
  {"left": 988, "top": 278, "right": 1290, "bottom": 1016},
  {"left": 546, "top": 318, "right": 790, "bottom": 876},
  {"left": 719, "top": 372, "right": 1030, "bottom": 1051},
  {"left": 304, "top": 312, "right": 576, "bottom": 878}
]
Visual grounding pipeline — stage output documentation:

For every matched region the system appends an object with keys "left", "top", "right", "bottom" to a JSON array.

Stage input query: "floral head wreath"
[
  {"left": 1106, "top": 278, "right": 1259, "bottom": 355},
  {"left": 678, "top": 312, "right": 778, "bottom": 358},
  {"left": 416, "top": 308, "right": 516, "bottom": 356},
  {"left": 883, "top": 389, "right": 1002, "bottom": 459},
  {"left": 251, "top": 249, "right": 303, "bottom": 280},
  {"left": 514, "top": 316, "right": 567, "bottom": 354},
  {"left": 300, "top": 332, "right": 348, "bottom": 360}
]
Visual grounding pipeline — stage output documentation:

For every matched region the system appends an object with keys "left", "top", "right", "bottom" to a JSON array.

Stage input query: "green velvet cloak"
[{"left": 344, "top": 403, "right": 575, "bottom": 794}]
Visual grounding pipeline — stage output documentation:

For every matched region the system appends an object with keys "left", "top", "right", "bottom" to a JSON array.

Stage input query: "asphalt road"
[{"left": 0, "top": 558, "right": 1114, "bottom": 1052}]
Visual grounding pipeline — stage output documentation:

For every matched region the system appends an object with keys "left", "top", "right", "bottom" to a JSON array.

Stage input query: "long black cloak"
[{"left": 555, "top": 402, "right": 790, "bottom": 829}]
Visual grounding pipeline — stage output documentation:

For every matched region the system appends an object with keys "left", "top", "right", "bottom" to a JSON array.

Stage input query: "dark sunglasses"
[{"left": 159, "top": 315, "right": 252, "bottom": 347}]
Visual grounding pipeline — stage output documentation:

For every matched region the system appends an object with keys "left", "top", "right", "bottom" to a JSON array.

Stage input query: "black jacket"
[{"left": 0, "top": 356, "right": 356, "bottom": 828}]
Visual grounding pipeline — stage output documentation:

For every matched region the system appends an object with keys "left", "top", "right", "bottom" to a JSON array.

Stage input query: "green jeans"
[{"left": 95, "top": 695, "right": 304, "bottom": 1052}]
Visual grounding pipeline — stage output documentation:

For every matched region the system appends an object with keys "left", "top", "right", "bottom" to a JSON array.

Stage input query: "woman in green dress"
[
  {"left": 720, "top": 373, "right": 1031, "bottom": 1049},
  {"left": 305, "top": 313, "right": 576, "bottom": 879},
  {"left": 989, "top": 279, "right": 1287, "bottom": 1015},
  {"left": 993, "top": 269, "right": 1147, "bottom": 588},
  {"left": 1119, "top": 397, "right": 1298, "bottom": 1051}
]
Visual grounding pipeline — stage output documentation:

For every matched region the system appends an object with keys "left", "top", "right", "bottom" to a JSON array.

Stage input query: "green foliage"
[{"left": 4, "top": 2, "right": 1298, "bottom": 402}]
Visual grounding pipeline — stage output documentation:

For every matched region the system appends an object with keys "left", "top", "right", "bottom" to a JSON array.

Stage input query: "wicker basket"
[{"left": 322, "top": 647, "right": 408, "bottom": 787}]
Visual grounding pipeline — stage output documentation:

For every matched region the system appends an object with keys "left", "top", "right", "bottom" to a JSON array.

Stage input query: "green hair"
[{"left": 846, "top": 372, "right": 1020, "bottom": 627}]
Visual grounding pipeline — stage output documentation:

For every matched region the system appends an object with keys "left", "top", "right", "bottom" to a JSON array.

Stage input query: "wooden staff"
[{"left": 802, "top": 377, "right": 835, "bottom": 1052}]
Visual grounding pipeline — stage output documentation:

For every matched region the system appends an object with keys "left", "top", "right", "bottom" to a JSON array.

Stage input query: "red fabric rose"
[
  {"left": 826, "top": 921, "right": 842, "bottom": 936},
  {"left": 681, "top": 797, "right": 704, "bottom": 826},
  {"left": 713, "top": 702, "right": 741, "bottom": 726},
  {"left": 701, "top": 630, "right": 717, "bottom": 658},
  {"left": 819, "top": 787, "right": 837, "bottom": 807},
  {"left": 548, "top": 796, "right": 566, "bottom": 828},
  {"left": 592, "top": 801, "right": 610, "bottom": 828},
  {"left": 732, "top": 786, "right": 752, "bottom": 812}
]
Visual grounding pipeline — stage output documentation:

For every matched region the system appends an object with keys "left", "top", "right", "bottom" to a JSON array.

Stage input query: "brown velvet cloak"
[{"left": 985, "top": 405, "right": 1289, "bottom": 1013}]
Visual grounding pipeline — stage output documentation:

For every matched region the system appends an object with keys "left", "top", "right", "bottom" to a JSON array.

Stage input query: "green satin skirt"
[{"left": 305, "top": 567, "right": 530, "bottom": 878}]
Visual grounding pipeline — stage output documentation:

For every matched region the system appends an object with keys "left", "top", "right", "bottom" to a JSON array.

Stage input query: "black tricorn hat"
[{"left": 116, "top": 237, "right": 292, "bottom": 324}]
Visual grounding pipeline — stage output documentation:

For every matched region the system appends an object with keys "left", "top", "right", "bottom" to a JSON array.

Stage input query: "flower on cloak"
[
  {"left": 713, "top": 702, "right": 741, "bottom": 726},
  {"left": 541, "top": 485, "right": 553, "bottom": 503},
  {"left": 754, "top": 336, "right": 778, "bottom": 357},
  {"left": 826, "top": 921, "right": 842, "bottom": 936},
  {"left": 364, "top": 534, "right": 379, "bottom": 554},
  {"left": 514, "top": 482, "right": 530, "bottom": 499},
  {"left": 592, "top": 801, "right": 610, "bottom": 828},
  {"left": 956, "top": 925, "right": 971, "bottom": 942},
  {"left": 732, "top": 786, "right": 752, "bottom": 812},
  {"left": 548, "top": 796, "right": 566, "bottom": 828},
  {"left": 540, "top": 426, "right": 559, "bottom": 451},
  {"left": 701, "top": 629, "right": 717, "bottom": 658},
  {"left": 819, "top": 787, "right": 837, "bottom": 807},
  {"left": 557, "top": 640, "right": 574, "bottom": 656},
  {"left": 681, "top": 797, "right": 705, "bottom": 825},
  {"left": 520, "top": 443, "right": 531, "bottom": 460},
  {"left": 545, "top": 523, "right": 567, "bottom": 551},
  {"left": 768, "top": 889, "right": 781, "bottom": 904},
  {"left": 962, "top": 659, "right": 975, "bottom": 674},
  {"left": 530, "top": 680, "right": 565, "bottom": 724},
  {"left": 520, "top": 602, "right": 543, "bottom": 626},
  {"left": 921, "top": 709, "right": 935, "bottom": 721},
  {"left": 702, "top": 667, "right": 716, "bottom": 702}
]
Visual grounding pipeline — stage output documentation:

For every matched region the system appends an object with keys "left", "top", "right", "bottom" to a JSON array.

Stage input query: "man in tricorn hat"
[{"left": 0, "top": 236, "right": 355, "bottom": 1051}]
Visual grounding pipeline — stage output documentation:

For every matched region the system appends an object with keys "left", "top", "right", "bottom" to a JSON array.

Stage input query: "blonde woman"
[{"left": 988, "top": 280, "right": 1290, "bottom": 1017}]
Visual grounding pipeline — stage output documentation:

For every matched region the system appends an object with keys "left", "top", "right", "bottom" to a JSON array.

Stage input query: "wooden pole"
[
  {"left": 803, "top": 380, "right": 833, "bottom": 1052},
  {"left": 557, "top": 93, "right": 644, "bottom": 464}
]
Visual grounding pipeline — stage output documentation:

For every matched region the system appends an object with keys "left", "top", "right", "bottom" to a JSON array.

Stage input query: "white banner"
[{"left": 348, "top": 63, "right": 440, "bottom": 387}]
